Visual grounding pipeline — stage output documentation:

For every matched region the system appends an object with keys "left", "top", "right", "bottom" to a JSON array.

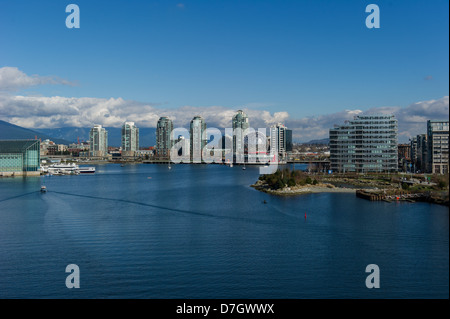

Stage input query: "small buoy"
[{"left": 305, "top": 212, "right": 307, "bottom": 219}]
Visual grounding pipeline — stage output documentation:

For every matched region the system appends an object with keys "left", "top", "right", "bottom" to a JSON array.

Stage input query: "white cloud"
[
  {"left": 0, "top": 93, "right": 291, "bottom": 131},
  {"left": 0, "top": 67, "right": 75, "bottom": 91},
  {"left": 1, "top": 92, "right": 447, "bottom": 144},
  {"left": 285, "top": 96, "right": 449, "bottom": 143},
  {"left": 0, "top": 67, "right": 447, "bottom": 143}
]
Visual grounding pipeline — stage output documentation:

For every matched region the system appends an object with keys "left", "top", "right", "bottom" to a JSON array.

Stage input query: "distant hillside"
[
  {"left": 0, "top": 120, "right": 70, "bottom": 145},
  {"left": 303, "top": 138, "right": 329, "bottom": 145},
  {"left": 32, "top": 127, "right": 91, "bottom": 144},
  {"left": 33, "top": 127, "right": 157, "bottom": 148}
]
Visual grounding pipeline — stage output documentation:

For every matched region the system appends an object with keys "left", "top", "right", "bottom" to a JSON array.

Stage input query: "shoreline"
[
  {"left": 250, "top": 180, "right": 363, "bottom": 196},
  {"left": 251, "top": 180, "right": 449, "bottom": 205}
]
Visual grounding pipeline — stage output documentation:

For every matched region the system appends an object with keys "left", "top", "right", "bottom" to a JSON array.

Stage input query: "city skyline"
[
  {"left": 0, "top": 1, "right": 448, "bottom": 303},
  {"left": 0, "top": 1, "right": 448, "bottom": 143}
]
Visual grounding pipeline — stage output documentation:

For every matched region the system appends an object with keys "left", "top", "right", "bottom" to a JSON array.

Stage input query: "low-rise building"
[{"left": 0, "top": 140, "right": 41, "bottom": 177}]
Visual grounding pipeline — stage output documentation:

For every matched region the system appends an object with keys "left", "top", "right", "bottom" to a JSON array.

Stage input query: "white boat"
[
  {"left": 47, "top": 163, "right": 79, "bottom": 174},
  {"left": 40, "top": 186, "right": 47, "bottom": 193},
  {"left": 44, "top": 163, "right": 95, "bottom": 175}
]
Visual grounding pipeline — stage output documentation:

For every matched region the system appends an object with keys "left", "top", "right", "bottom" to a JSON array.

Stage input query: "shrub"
[
  {"left": 438, "top": 180, "right": 447, "bottom": 189},
  {"left": 288, "top": 178, "right": 296, "bottom": 187},
  {"left": 275, "top": 180, "right": 285, "bottom": 190}
]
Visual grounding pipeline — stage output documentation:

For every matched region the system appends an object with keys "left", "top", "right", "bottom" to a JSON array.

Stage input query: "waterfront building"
[
  {"left": 232, "top": 110, "right": 249, "bottom": 163},
  {"left": 156, "top": 117, "right": 173, "bottom": 160},
  {"left": 329, "top": 114, "right": 398, "bottom": 173},
  {"left": 427, "top": 120, "right": 449, "bottom": 174},
  {"left": 0, "top": 140, "right": 40, "bottom": 177},
  {"left": 270, "top": 123, "right": 291, "bottom": 161},
  {"left": 121, "top": 121, "right": 139, "bottom": 157},
  {"left": 176, "top": 135, "right": 190, "bottom": 161},
  {"left": 190, "top": 115, "right": 207, "bottom": 163},
  {"left": 220, "top": 134, "right": 233, "bottom": 163},
  {"left": 245, "top": 130, "right": 269, "bottom": 163},
  {"left": 135, "top": 149, "right": 154, "bottom": 159},
  {"left": 89, "top": 125, "right": 108, "bottom": 157}
]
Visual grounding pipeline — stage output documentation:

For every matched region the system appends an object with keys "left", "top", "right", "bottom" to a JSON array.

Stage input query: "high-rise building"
[
  {"left": 232, "top": 110, "right": 249, "bottom": 162},
  {"left": 427, "top": 120, "right": 449, "bottom": 174},
  {"left": 416, "top": 134, "right": 428, "bottom": 173},
  {"left": 285, "top": 129, "right": 293, "bottom": 152},
  {"left": 245, "top": 130, "right": 269, "bottom": 163},
  {"left": 329, "top": 114, "right": 398, "bottom": 173},
  {"left": 190, "top": 115, "right": 207, "bottom": 163},
  {"left": 410, "top": 136, "right": 418, "bottom": 171},
  {"left": 270, "top": 123, "right": 290, "bottom": 160},
  {"left": 89, "top": 124, "right": 108, "bottom": 157},
  {"left": 156, "top": 117, "right": 173, "bottom": 159},
  {"left": 174, "top": 135, "right": 190, "bottom": 161},
  {"left": 121, "top": 121, "right": 139, "bottom": 156}
]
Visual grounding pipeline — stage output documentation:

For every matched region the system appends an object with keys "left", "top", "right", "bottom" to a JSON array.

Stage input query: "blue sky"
[{"left": 0, "top": 0, "right": 448, "bottom": 141}]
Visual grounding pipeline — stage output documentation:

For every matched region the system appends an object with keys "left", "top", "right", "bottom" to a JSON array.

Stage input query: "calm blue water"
[{"left": 0, "top": 164, "right": 448, "bottom": 299}]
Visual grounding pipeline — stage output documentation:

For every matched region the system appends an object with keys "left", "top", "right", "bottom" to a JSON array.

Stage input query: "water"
[{"left": 0, "top": 164, "right": 448, "bottom": 299}]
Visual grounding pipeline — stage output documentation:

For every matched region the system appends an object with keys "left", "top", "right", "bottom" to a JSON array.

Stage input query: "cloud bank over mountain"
[{"left": 0, "top": 67, "right": 448, "bottom": 143}]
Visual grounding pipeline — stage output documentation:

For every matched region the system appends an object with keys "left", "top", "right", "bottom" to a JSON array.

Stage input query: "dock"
[
  {"left": 356, "top": 190, "right": 428, "bottom": 202},
  {"left": 356, "top": 190, "right": 448, "bottom": 206}
]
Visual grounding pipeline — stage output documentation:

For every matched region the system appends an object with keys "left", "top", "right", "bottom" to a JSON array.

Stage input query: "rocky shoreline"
[{"left": 250, "top": 179, "right": 361, "bottom": 196}]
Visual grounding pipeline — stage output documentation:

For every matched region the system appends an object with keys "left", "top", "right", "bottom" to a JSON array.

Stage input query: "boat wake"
[{"left": 49, "top": 190, "right": 277, "bottom": 226}]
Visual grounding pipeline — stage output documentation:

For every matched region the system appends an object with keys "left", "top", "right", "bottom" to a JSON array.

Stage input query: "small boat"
[
  {"left": 79, "top": 167, "right": 96, "bottom": 174},
  {"left": 40, "top": 186, "right": 47, "bottom": 193},
  {"left": 120, "top": 164, "right": 125, "bottom": 167}
]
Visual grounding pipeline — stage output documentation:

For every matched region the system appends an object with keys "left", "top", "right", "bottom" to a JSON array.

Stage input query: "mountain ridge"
[{"left": 0, "top": 120, "right": 71, "bottom": 145}]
